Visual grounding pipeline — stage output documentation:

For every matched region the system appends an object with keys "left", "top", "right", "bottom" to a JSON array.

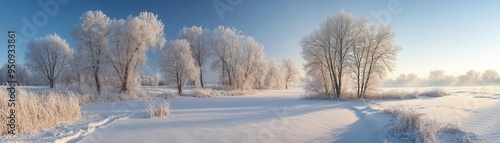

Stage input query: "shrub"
[
  {"left": 0, "top": 88, "right": 81, "bottom": 135},
  {"left": 147, "top": 101, "right": 170, "bottom": 118}
]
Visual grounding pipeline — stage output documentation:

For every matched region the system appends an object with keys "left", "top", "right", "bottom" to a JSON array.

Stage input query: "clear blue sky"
[{"left": 1, "top": 0, "right": 499, "bottom": 83}]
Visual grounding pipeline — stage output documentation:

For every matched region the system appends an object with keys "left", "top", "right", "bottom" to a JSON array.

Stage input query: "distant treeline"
[{"left": 382, "top": 70, "right": 500, "bottom": 87}]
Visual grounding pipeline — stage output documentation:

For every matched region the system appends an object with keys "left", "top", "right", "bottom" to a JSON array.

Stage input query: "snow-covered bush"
[
  {"left": 147, "top": 101, "right": 170, "bottom": 118},
  {"left": 0, "top": 88, "right": 80, "bottom": 135}
]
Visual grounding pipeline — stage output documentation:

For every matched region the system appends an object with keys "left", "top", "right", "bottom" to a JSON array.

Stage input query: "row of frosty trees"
[
  {"left": 301, "top": 10, "right": 400, "bottom": 99},
  {"left": 14, "top": 10, "right": 300, "bottom": 94}
]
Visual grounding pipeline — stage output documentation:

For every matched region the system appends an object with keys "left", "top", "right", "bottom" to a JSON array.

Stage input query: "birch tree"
[
  {"left": 25, "top": 34, "right": 72, "bottom": 88},
  {"left": 159, "top": 39, "right": 198, "bottom": 94}
]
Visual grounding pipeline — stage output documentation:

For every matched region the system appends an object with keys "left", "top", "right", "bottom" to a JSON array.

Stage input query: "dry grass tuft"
[
  {"left": 384, "top": 106, "right": 481, "bottom": 143},
  {"left": 384, "top": 106, "right": 438, "bottom": 143},
  {"left": 222, "top": 90, "right": 254, "bottom": 96},
  {"left": 147, "top": 101, "right": 171, "bottom": 118},
  {"left": 365, "top": 90, "right": 420, "bottom": 100},
  {"left": 420, "top": 88, "right": 447, "bottom": 97},
  {"left": 191, "top": 88, "right": 222, "bottom": 98}
]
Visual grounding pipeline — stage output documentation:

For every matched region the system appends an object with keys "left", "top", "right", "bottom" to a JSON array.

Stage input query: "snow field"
[{"left": 0, "top": 86, "right": 499, "bottom": 143}]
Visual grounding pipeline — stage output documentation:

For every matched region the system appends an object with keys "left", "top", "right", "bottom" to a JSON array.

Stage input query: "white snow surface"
[{"left": 1, "top": 86, "right": 499, "bottom": 143}]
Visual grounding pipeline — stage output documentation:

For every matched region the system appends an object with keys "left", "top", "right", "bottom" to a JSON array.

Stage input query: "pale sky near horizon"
[{"left": 1, "top": 0, "right": 499, "bottom": 83}]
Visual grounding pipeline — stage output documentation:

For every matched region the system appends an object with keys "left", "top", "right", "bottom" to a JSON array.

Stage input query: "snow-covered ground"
[{"left": 1, "top": 86, "right": 499, "bottom": 142}]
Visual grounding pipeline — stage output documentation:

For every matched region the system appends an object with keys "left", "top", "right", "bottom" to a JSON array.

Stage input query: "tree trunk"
[
  {"left": 94, "top": 72, "right": 101, "bottom": 94},
  {"left": 49, "top": 78, "right": 54, "bottom": 88},
  {"left": 121, "top": 65, "right": 129, "bottom": 93},
  {"left": 178, "top": 84, "right": 182, "bottom": 95},
  {"left": 121, "top": 80, "right": 128, "bottom": 93},
  {"left": 176, "top": 74, "right": 182, "bottom": 95},
  {"left": 200, "top": 68, "right": 204, "bottom": 87}
]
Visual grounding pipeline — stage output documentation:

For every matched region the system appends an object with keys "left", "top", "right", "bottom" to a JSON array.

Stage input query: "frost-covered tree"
[
  {"left": 429, "top": 70, "right": 445, "bottom": 81},
  {"left": 464, "top": 70, "right": 481, "bottom": 85},
  {"left": 428, "top": 70, "right": 446, "bottom": 85},
  {"left": 254, "top": 61, "right": 268, "bottom": 89},
  {"left": 350, "top": 22, "right": 400, "bottom": 98},
  {"left": 234, "top": 36, "right": 266, "bottom": 90},
  {"left": 159, "top": 39, "right": 198, "bottom": 94},
  {"left": 210, "top": 26, "right": 241, "bottom": 88},
  {"left": 141, "top": 73, "right": 161, "bottom": 86},
  {"left": 301, "top": 10, "right": 358, "bottom": 97},
  {"left": 282, "top": 58, "right": 300, "bottom": 89},
  {"left": 0, "top": 63, "right": 30, "bottom": 86},
  {"left": 72, "top": 10, "right": 110, "bottom": 94},
  {"left": 25, "top": 34, "right": 72, "bottom": 88},
  {"left": 209, "top": 26, "right": 267, "bottom": 90},
  {"left": 64, "top": 53, "right": 85, "bottom": 87},
  {"left": 301, "top": 10, "right": 400, "bottom": 98},
  {"left": 302, "top": 36, "right": 333, "bottom": 94},
  {"left": 406, "top": 73, "right": 419, "bottom": 86},
  {"left": 153, "top": 73, "right": 161, "bottom": 86},
  {"left": 482, "top": 69, "right": 499, "bottom": 84},
  {"left": 178, "top": 26, "right": 211, "bottom": 87},
  {"left": 107, "top": 12, "right": 166, "bottom": 93},
  {"left": 265, "top": 59, "right": 285, "bottom": 90}
]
